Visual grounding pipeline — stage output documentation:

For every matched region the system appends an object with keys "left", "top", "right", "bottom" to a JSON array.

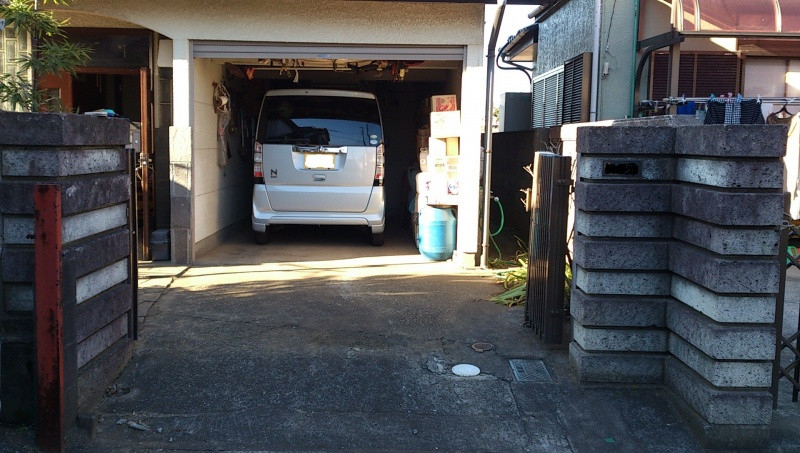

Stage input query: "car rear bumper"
[{"left": 252, "top": 184, "right": 385, "bottom": 233}]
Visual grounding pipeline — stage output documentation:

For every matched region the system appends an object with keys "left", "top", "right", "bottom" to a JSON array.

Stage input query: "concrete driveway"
[{"left": 50, "top": 225, "right": 796, "bottom": 451}]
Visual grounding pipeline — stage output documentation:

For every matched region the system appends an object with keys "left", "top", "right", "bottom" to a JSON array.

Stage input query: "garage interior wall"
[{"left": 193, "top": 59, "right": 252, "bottom": 254}]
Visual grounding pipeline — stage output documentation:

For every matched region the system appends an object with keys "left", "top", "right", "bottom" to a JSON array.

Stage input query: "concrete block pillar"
[
  {"left": 569, "top": 122, "right": 788, "bottom": 448},
  {"left": 665, "top": 125, "right": 785, "bottom": 447},
  {"left": 570, "top": 126, "right": 675, "bottom": 383},
  {"left": 0, "top": 111, "right": 134, "bottom": 423},
  {"left": 169, "top": 38, "right": 194, "bottom": 264},
  {"left": 454, "top": 43, "right": 485, "bottom": 267}
]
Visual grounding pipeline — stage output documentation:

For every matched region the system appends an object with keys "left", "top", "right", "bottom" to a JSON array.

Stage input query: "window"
[
  {"left": 257, "top": 95, "right": 382, "bottom": 146},
  {"left": 532, "top": 66, "right": 563, "bottom": 128},
  {"left": 532, "top": 53, "right": 592, "bottom": 128},
  {"left": 1, "top": 25, "right": 30, "bottom": 111},
  {"left": 562, "top": 53, "right": 591, "bottom": 124},
  {"left": 677, "top": 0, "right": 800, "bottom": 34}
]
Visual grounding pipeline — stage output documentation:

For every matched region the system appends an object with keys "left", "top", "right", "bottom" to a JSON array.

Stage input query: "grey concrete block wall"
[
  {"left": 169, "top": 126, "right": 193, "bottom": 263},
  {"left": 569, "top": 122, "right": 786, "bottom": 448},
  {"left": 0, "top": 112, "right": 135, "bottom": 425},
  {"left": 571, "top": 126, "right": 674, "bottom": 385}
]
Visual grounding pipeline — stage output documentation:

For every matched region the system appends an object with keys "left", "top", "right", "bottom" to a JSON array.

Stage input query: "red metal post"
[{"left": 34, "top": 184, "right": 64, "bottom": 452}]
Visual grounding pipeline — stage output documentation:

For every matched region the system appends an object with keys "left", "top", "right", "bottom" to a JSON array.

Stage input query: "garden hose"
[
  {"left": 490, "top": 196, "right": 505, "bottom": 237},
  {"left": 489, "top": 196, "right": 514, "bottom": 266}
]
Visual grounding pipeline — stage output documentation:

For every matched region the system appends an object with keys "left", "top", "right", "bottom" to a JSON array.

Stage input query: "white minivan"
[{"left": 251, "top": 89, "right": 385, "bottom": 245}]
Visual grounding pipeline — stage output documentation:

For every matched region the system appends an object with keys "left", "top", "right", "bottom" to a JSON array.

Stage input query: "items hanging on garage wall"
[{"left": 212, "top": 81, "right": 232, "bottom": 167}]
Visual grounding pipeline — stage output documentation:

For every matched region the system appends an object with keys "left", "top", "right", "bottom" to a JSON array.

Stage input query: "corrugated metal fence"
[{"left": 524, "top": 151, "right": 572, "bottom": 344}]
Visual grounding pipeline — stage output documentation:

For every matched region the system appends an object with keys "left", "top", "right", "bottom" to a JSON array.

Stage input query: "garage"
[
  {"left": 187, "top": 42, "right": 467, "bottom": 252},
  {"left": 48, "top": 0, "right": 491, "bottom": 265}
]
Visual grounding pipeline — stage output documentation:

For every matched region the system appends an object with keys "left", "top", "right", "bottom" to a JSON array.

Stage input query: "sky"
[{"left": 484, "top": 4, "right": 538, "bottom": 104}]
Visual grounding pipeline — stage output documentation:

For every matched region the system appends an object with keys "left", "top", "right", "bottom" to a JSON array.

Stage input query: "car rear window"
[{"left": 257, "top": 95, "right": 382, "bottom": 146}]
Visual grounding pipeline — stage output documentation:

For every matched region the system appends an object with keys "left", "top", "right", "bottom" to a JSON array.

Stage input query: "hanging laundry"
[
  {"left": 677, "top": 101, "right": 695, "bottom": 115},
  {"left": 739, "top": 99, "right": 765, "bottom": 124},
  {"left": 704, "top": 99, "right": 726, "bottom": 124},
  {"left": 705, "top": 97, "right": 764, "bottom": 125},
  {"left": 724, "top": 99, "right": 741, "bottom": 125},
  {"left": 767, "top": 104, "right": 794, "bottom": 125}
]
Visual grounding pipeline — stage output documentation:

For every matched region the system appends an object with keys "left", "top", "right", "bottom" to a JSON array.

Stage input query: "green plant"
[
  {"left": 0, "top": 0, "right": 89, "bottom": 111},
  {"left": 491, "top": 253, "right": 573, "bottom": 309}
]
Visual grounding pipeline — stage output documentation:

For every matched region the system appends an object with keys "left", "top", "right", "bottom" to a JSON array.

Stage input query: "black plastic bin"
[{"left": 150, "top": 229, "right": 170, "bottom": 261}]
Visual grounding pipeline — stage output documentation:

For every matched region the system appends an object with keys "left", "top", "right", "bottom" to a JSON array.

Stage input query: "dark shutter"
[
  {"left": 651, "top": 52, "right": 740, "bottom": 99},
  {"left": 678, "top": 54, "right": 696, "bottom": 97},
  {"left": 562, "top": 53, "right": 591, "bottom": 124},
  {"left": 651, "top": 54, "right": 669, "bottom": 101},
  {"left": 694, "top": 54, "right": 739, "bottom": 97}
]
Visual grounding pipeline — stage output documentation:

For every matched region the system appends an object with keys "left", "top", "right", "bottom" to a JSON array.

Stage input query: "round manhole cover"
[
  {"left": 452, "top": 364, "right": 481, "bottom": 377},
  {"left": 471, "top": 342, "right": 494, "bottom": 352}
]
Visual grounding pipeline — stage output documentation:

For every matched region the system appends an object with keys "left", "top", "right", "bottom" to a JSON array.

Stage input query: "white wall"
[
  {"left": 744, "top": 58, "right": 800, "bottom": 98},
  {"left": 57, "top": 0, "right": 483, "bottom": 46},
  {"left": 192, "top": 60, "right": 252, "bottom": 247}
]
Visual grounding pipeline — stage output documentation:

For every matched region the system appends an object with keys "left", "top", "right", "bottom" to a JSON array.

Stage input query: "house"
[
  {"left": 2, "top": 0, "right": 544, "bottom": 266},
  {"left": 501, "top": 0, "right": 800, "bottom": 127}
]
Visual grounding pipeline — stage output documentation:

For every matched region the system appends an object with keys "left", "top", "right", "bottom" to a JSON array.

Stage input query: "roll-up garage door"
[{"left": 192, "top": 41, "right": 466, "bottom": 61}]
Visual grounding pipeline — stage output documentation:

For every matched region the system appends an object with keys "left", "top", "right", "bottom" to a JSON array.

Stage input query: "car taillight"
[
  {"left": 374, "top": 142, "right": 384, "bottom": 186},
  {"left": 254, "top": 142, "right": 263, "bottom": 178}
]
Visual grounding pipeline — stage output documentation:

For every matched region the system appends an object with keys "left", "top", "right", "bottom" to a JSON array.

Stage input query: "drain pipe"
[
  {"left": 480, "top": 0, "right": 506, "bottom": 269},
  {"left": 629, "top": 0, "right": 641, "bottom": 118},
  {"left": 590, "top": 0, "right": 602, "bottom": 121}
]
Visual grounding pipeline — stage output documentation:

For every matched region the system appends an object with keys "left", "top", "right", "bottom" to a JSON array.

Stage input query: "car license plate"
[{"left": 304, "top": 153, "right": 335, "bottom": 169}]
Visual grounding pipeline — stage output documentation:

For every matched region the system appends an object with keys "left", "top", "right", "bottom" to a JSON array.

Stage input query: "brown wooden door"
[{"left": 38, "top": 72, "right": 73, "bottom": 111}]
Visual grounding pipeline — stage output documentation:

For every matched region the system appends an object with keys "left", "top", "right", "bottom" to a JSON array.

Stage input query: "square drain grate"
[{"left": 509, "top": 359, "right": 553, "bottom": 383}]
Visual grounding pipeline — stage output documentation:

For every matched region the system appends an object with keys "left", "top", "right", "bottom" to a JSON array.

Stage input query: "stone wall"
[
  {"left": 569, "top": 123, "right": 786, "bottom": 448},
  {"left": 0, "top": 112, "right": 135, "bottom": 424}
]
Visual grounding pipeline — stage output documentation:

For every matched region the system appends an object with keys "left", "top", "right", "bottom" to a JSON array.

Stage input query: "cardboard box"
[
  {"left": 430, "top": 111, "right": 461, "bottom": 138},
  {"left": 429, "top": 154, "right": 447, "bottom": 175},
  {"left": 428, "top": 137, "right": 447, "bottom": 158},
  {"left": 432, "top": 94, "right": 458, "bottom": 112},
  {"left": 445, "top": 137, "right": 459, "bottom": 156},
  {"left": 416, "top": 171, "right": 458, "bottom": 206},
  {"left": 429, "top": 137, "right": 459, "bottom": 157},
  {"left": 445, "top": 156, "right": 459, "bottom": 195}
]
